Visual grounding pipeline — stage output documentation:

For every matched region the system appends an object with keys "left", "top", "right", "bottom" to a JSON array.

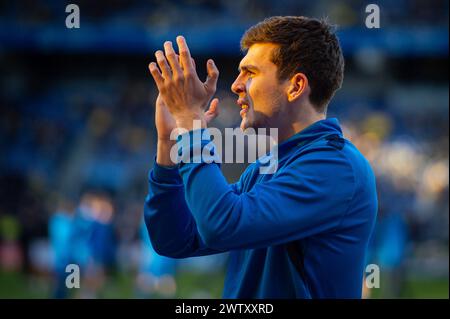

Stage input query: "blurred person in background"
[
  {"left": 50, "top": 188, "right": 117, "bottom": 298},
  {"left": 0, "top": 215, "right": 23, "bottom": 272},
  {"left": 48, "top": 196, "right": 76, "bottom": 298},
  {"left": 77, "top": 189, "right": 117, "bottom": 298},
  {"left": 135, "top": 222, "right": 177, "bottom": 298}
]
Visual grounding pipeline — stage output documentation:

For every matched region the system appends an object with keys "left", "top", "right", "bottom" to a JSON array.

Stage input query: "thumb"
[
  {"left": 205, "top": 98, "right": 219, "bottom": 123},
  {"left": 204, "top": 59, "right": 219, "bottom": 95}
]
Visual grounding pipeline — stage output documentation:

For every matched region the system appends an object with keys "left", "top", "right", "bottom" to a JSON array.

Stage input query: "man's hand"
[
  {"left": 152, "top": 93, "right": 219, "bottom": 167},
  {"left": 155, "top": 93, "right": 177, "bottom": 141},
  {"left": 154, "top": 92, "right": 219, "bottom": 141},
  {"left": 148, "top": 36, "right": 219, "bottom": 130}
]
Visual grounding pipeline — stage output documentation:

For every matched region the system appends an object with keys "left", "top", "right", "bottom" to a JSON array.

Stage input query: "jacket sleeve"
[
  {"left": 177, "top": 129, "right": 356, "bottom": 251},
  {"left": 143, "top": 161, "right": 230, "bottom": 258}
]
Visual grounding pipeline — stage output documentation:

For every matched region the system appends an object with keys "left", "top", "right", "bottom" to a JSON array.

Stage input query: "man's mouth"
[
  {"left": 237, "top": 100, "right": 251, "bottom": 131},
  {"left": 240, "top": 104, "right": 249, "bottom": 116},
  {"left": 237, "top": 99, "right": 250, "bottom": 117}
]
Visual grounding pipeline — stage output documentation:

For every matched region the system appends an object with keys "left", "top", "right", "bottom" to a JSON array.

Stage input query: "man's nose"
[{"left": 231, "top": 76, "right": 245, "bottom": 95}]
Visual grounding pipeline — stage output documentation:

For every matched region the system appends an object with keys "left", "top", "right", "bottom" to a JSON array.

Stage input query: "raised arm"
[
  {"left": 144, "top": 161, "right": 225, "bottom": 258},
  {"left": 144, "top": 89, "right": 221, "bottom": 258}
]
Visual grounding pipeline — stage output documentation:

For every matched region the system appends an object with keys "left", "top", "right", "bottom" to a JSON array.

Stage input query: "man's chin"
[{"left": 240, "top": 118, "right": 252, "bottom": 131}]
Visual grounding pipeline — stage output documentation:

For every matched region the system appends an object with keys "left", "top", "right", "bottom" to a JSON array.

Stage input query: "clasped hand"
[{"left": 149, "top": 36, "right": 220, "bottom": 131}]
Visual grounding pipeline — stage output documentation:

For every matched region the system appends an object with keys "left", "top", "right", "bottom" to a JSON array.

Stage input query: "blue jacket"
[{"left": 144, "top": 118, "right": 377, "bottom": 298}]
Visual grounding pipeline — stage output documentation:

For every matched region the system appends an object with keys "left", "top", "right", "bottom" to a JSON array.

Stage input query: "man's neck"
[{"left": 277, "top": 112, "right": 326, "bottom": 143}]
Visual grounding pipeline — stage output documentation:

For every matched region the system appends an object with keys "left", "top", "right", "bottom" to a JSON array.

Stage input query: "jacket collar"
[{"left": 276, "top": 118, "right": 343, "bottom": 158}]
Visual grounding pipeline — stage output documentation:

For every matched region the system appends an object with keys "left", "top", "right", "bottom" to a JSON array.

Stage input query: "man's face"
[{"left": 231, "top": 43, "right": 289, "bottom": 131}]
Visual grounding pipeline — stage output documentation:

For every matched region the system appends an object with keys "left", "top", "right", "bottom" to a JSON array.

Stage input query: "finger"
[
  {"left": 207, "top": 98, "right": 219, "bottom": 113},
  {"left": 177, "top": 54, "right": 195, "bottom": 72},
  {"left": 148, "top": 62, "right": 164, "bottom": 91},
  {"left": 176, "top": 35, "right": 195, "bottom": 75},
  {"left": 155, "top": 50, "right": 172, "bottom": 80},
  {"left": 205, "top": 98, "right": 220, "bottom": 122},
  {"left": 204, "top": 59, "right": 219, "bottom": 94},
  {"left": 164, "top": 41, "right": 182, "bottom": 79}
]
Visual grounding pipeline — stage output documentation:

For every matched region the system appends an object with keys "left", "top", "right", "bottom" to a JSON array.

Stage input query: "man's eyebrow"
[{"left": 238, "top": 64, "right": 259, "bottom": 72}]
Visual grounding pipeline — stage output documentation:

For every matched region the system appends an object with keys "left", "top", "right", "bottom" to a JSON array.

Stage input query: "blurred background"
[{"left": 0, "top": 0, "right": 448, "bottom": 298}]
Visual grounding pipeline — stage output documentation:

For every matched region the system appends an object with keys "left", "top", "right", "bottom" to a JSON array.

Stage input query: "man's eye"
[{"left": 239, "top": 69, "right": 255, "bottom": 77}]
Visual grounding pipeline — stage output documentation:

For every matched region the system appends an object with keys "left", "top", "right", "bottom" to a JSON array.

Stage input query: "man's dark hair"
[{"left": 241, "top": 16, "right": 344, "bottom": 113}]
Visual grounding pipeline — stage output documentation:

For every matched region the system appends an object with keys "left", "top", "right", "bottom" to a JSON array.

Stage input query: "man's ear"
[{"left": 287, "top": 73, "right": 308, "bottom": 102}]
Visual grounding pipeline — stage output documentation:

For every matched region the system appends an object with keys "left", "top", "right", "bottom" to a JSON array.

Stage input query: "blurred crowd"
[
  {"left": 1, "top": 0, "right": 447, "bottom": 28},
  {"left": 0, "top": 0, "right": 448, "bottom": 298}
]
